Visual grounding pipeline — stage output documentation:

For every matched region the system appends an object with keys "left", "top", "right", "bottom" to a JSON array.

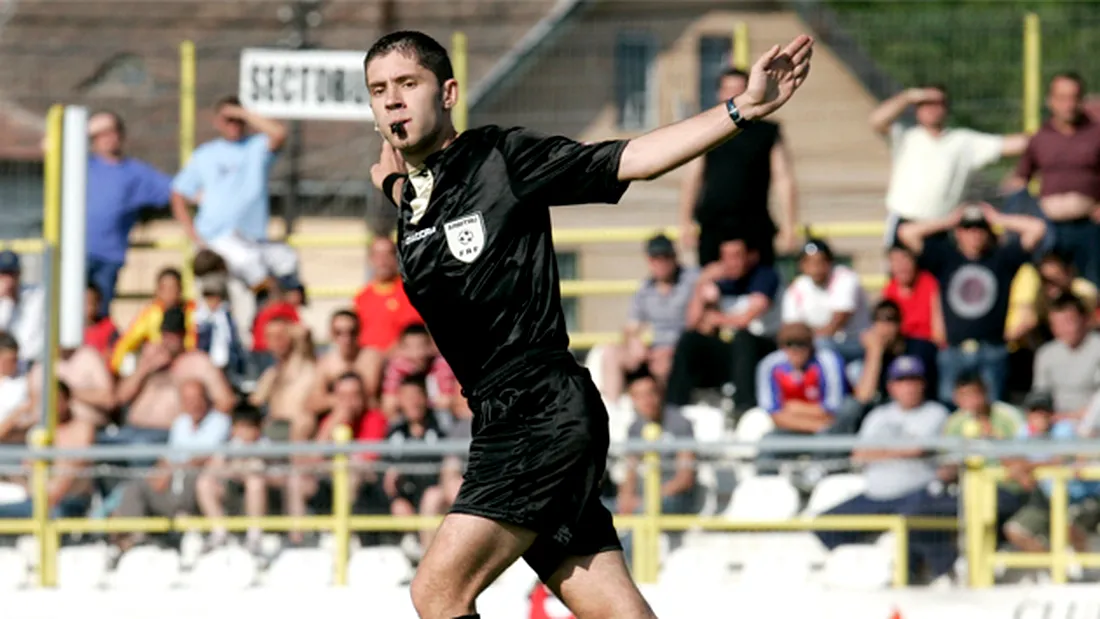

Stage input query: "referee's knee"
[{"left": 410, "top": 566, "right": 476, "bottom": 619}]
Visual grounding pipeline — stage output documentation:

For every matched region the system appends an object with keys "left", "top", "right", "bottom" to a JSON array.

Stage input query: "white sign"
[{"left": 238, "top": 48, "right": 374, "bottom": 121}]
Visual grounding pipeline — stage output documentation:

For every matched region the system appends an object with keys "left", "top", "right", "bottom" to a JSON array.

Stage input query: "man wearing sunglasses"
[{"left": 851, "top": 300, "right": 939, "bottom": 409}]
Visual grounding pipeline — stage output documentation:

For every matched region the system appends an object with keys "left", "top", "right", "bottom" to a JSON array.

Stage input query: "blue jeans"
[
  {"left": 86, "top": 257, "right": 123, "bottom": 317},
  {"left": 937, "top": 344, "right": 1008, "bottom": 405},
  {"left": 0, "top": 495, "right": 91, "bottom": 519},
  {"left": 96, "top": 425, "right": 172, "bottom": 469}
]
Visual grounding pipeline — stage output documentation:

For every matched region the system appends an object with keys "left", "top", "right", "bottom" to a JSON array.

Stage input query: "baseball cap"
[
  {"left": 160, "top": 305, "right": 187, "bottom": 335},
  {"left": 887, "top": 355, "right": 926, "bottom": 381},
  {"left": 645, "top": 234, "right": 676, "bottom": 258},
  {"left": 958, "top": 205, "right": 991, "bottom": 230},
  {"left": 800, "top": 238, "right": 834, "bottom": 261},
  {"left": 1022, "top": 390, "right": 1054, "bottom": 412},
  {"left": 277, "top": 273, "right": 308, "bottom": 306},
  {"left": 0, "top": 250, "right": 20, "bottom": 274}
]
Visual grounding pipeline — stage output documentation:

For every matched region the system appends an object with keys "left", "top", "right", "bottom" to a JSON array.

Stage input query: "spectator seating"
[
  {"left": 347, "top": 546, "right": 414, "bottom": 588},
  {"left": 803, "top": 473, "right": 867, "bottom": 516},
  {"left": 265, "top": 547, "right": 327, "bottom": 589},
  {"left": 820, "top": 544, "right": 894, "bottom": 590},
  {"left": 57, "top": 544, "right": 110, "bottom": 589},
  {"left": 112, "top": 545, "right": 180, "bottom": 590},
  {"left": 723, "top": 476, "right": 800, "bottom": 521},
  {"left": 0, "top": 548, "right": 26, "bottom": 589}
]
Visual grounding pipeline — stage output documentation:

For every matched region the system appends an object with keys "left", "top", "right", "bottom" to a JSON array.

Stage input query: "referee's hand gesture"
[
  {"left": 371, "top": 140, "right": 407, "bottom": 203},
  {"left": 738, "top": 34, "right": 814, "bottom": 122}
]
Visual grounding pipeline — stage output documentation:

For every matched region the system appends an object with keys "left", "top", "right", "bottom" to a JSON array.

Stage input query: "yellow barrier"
[
  {"left": 6, "top": 422, "right": 960, "bottom": 589},
  {"left": 733, "top": 21, "right": 750, "bottom": 71},
  {"left": 1021, "top": 13, "right": 1042, "bottom": 197},
  {"left": 42, "top": 105, "right": 63, "bottom": 447}
]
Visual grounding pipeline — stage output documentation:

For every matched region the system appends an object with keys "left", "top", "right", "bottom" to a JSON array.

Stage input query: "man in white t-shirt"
[
  {"left": 781, "top": 239, "right": 870, "bottom": 361},
  {"left": 870, "top": 84, "right": 1028, "bottom": 245},
  {"left": 0, "top": 251, "right": 45, "bottom": 369}
]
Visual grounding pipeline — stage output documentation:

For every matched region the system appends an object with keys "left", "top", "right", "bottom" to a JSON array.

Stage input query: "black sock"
[{"left": 453, "top": 615, "right": 480, "bottom": 619}]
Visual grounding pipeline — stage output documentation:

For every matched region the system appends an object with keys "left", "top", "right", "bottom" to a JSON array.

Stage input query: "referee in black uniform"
[{"left": 365, "top": 31, "right": 813, "bottom": 619}]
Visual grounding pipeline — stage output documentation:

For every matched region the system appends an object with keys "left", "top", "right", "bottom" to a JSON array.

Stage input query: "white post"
[{"left": 60, "top": 106, "right": 88, "bottom": 350}]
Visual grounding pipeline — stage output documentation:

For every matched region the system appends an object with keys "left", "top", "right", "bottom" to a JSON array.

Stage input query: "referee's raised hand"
[
  {"left": 737, "top": 34, "right": 814, "bottom": 122},
  {"left": 371, "top": 140, "right": 407, "bottom": 203}
]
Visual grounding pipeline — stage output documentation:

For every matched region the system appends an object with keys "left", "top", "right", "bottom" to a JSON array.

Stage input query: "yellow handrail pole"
[
  {"left": 43, "top": 104, "right": 64, "bottom": 443},
  {"left": 332, "top": 424, "right": 352, "bottom": 586},
  {"left": 640, "top": 423, "right": 662, "bottom": 583},
  {"left": 451, "top": 31, "right": 468, "bottom": 133},
  {"left": 1049, "top": 475, "right": 1068, "bottom": 584},
  {"left": 891, "top": 518, "right": 908, "bottom": 587},
  {"left": 961, "top": 419, "right": 988, "bottom": 588},
  {"left": 29, "top": 429, "right": 57, "bottom": 587},
  {"left": 732, "top": 22, "right": 750, "bottom": 70},
  {"left": 980, "top": 469, "right": 999, "bottom": 587},
  {"left": 1022, "top": 13, "right": 1041, "bottom": 196},
  {"left": 179, "top": 40, "right": 197, "bottom": 298}
]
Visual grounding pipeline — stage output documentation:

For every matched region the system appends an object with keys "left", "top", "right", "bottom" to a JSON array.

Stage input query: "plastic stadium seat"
[
  {"left": 16, "top": 535, "right": 37, "bottom": 568},
  {"left": 0, "top": 481, "right": 28, "bottom": 504},
  {"left": 821, "top": 544, "right": 893, "bottom": 590},
  {"left": 695, "top": 463, "right": 720, "bottom": 516},
  {"left": 179, "top": 531, "right": 205, "bottom": 569},
  {"left": 112, "top": 546, "right": 180, "bottom": 590},
  {"left": 803, "top": 474, "right": 867, "bottom": 516},
  {"left": 348, "top": 546, "right": 413, "bottom": 588},
  {"left": 57, "top": 544, "right": 110, "bottom": 589},
  {"left": 734, "top": 408, "right": 775, "bottom": 444},
  {"left": 264, "top": 547, "right": 328, "bottom": 589},
  {"left": 740, "top": 549, "right": 813, "bottom": 587},
  {"left": 681, "top": 404, "right": 725, "bottom": 443},
  {"left": 0, "top": 548, "right": 27, "bottom": 589},
  {"left": 659, "top": 545, "right": 730, "bottom": 586},
  {"left": 723, "top": 476, "right": 800, "bottom": 521}
]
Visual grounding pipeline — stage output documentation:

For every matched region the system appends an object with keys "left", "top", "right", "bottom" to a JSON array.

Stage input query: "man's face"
[
  {"left": 647, "top": 254, "right": 677, "bottom": 282},
  {"left": 214, "top": 106, "right": 244, "bottom": 141},
  {"left": 1049, "top": 307, "right": 1086, "bottom": 345},
  {"left": 399, "top": 333, "right": 433, "bottom": 370},
  {"left": 718, "top": 241, "right": 749, "bottom": 279},
  {"left": 1048, "top": 76, "right": 1083, "bottom": 125},
  {"left": 1026, "top": 410, "right": 1053, "bottom": 435},
  {"left": 89, "top": 114, "right": 123, "bottom": 157},
  {"left": 717, "top": 74, "right": 748, "bottom": 103},
  {"left": 781, "top": 337, "right": 812, "bottom": 369},
  {"left": 333, "top": 377, "right": 365, "bottom": 414},
  {"left": 179, "top": 381, "right": 208, "bottom": 415},
  {"left": 888, "top": 248, "right": 917, "bottom": 287},
  {"left": 915, "top": 88, "right": 948, "bottom": 128},
  {"left": 954, "top": 383, "right": 988, "bottom": 413},
  {"left": 331, "top": 316, "right": 359, "bottom": 356},
  {"left": 370, "top": 238, "right": 399, "bottom": 281},
  {"left": 955, "top": 226, "right": 990, "bottom": 258},
  {"left": 85, "top": 288, "right": 100, "bottom": 322},
  {"left": 162, "top": 331, "right": 186, "bottom": 357},
  {"left": 628, "top": 377, "right": 662, "bottom": 422},
  {"left": 233, "top": 421, "right": 262, "bottom": 444},
  {"left": 156, "top": 275, "right": 182, "bottom": 307},
  {"left": 398, "top": 383, "right": 429, "bottom": 421},
  {"left": 265, "top": 321, "right": 293, "bottom": 359},
  {"left": 887, "top": 377, "right": 924, "bottom": 409},
  {"left": 0, "top": 271, "right": 19, "bottom": 297},
  {"left": 0, "top": 348, "right": 17, "bottom": 377},
  {"left": 800, "top": 253, "right": 832, "bottom": 286},
  {"left": 1039, "top": 261, "right": 1071, "bottom": 296},
  {"left": 366, "top": 51, "right": 456, "bottom": 158},
  {"left": 871, "top": 309, "right": 902, "bottom": 343}
]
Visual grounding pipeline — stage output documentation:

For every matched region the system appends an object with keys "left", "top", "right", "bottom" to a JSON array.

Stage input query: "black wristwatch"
[
  {"left": 725, "top": 98, "right": 753, "bottom": 129},
  {"left": 382, "top": 172, "right": 407, "bottom": 205}
]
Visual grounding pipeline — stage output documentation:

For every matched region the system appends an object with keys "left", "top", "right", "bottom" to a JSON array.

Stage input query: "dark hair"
[
  {"left": 873, "top": 299, "right": 902, "bottom": 317},
  {"left": 1051, "top": 71, "right": 1085, "bottom": 93},
  {"left": 365, "top": 31, "right": 454, "bottom": 87},
  {"left": 888, "top": 243, "right": 916, "bottom": 258},
  {"left": 193, "top": 249, "right": 228, "bottom": 277},
  {"left": 0, "top": 332, "right": 18, "bottom": 353},
  {"left": 717, "top": 67, "right": 749, "bottom": 89},
  {"left": 157, "top": 267, "right": 182, "bottom": 284},
  {"left": 624, "top": 369, "right": 656, "bottom": 390},
  {"left": 232, "top": 402, "right": 264, "bottom": 427},
  {"left": 1038, "top": 251, "right": 1073, "bottom": 271},
  {"left": 214, "top": 95, "right": 242, "bottom": 110},
  {"left": 399, "top": 372, "right": 429, "bottom": 393},
  {"left": 401, "top": 323, "right": 430, "bottom": 339},
  {"left": 954, "top": 372, "right": 986, "bottom": 391},
  {"left": 91, "top": 110, "right": 125, "bottom": 137},
  {"left": 331, "top": 309, "right": 360, "bottom": 328},
  {"left": 57, "top": 380, "right": 71, "bottom": 401},
  {"left": 334, "top": 371, "right": 365, "bottom": 388},
  {"left": 1049, "top": 292, "right": 1087, "bottom": 315},
  {"left": 86, "top": 281, "right": 102, "bottom": 298}
]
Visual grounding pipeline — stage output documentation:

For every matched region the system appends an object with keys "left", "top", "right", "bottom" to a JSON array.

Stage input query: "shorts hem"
[{"left": 448, "top": 504, "right": 539, "bottom": 532}]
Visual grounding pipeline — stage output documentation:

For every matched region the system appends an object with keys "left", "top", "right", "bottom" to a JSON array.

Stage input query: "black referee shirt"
[{"left": 392, "top": 125, "right": 630, "bottom": 392}]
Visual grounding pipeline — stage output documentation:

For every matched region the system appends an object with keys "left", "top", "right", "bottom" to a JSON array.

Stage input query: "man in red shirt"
[
  {"left": 881, "top": 245, "right": 944, "bottom": 346},
  {"left": 353, "top": 237, "right": 422, "bottom": 352}
]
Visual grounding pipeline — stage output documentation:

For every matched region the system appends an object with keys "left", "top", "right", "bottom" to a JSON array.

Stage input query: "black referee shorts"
[{"left": 450, "top": 352, "right": 620, "bottom": 582}]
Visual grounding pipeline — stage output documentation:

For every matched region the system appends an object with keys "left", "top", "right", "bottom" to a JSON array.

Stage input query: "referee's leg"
[
  {"left": 546, "top": 550, "right": 658, "bottom": 619},
  {"left": 410, "top": 512, "right": 536, "bottom": 618}
]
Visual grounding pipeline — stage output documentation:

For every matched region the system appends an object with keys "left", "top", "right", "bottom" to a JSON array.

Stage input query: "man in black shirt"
[
  {"left": 678, "top": 68, "right": 800, "bottom": 267},
  {"left": 897, "top": 203, "right": 1046, "bottom": 405},
  {"left": 364, "top": 30, "right": 813, "bottom": 619}
]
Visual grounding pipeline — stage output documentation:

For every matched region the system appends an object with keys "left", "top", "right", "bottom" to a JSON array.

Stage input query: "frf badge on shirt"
[{"left": 444, "top": 213, "right": 487, "bottom": 263}]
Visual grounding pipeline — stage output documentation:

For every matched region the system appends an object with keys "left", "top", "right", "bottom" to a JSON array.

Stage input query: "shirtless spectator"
[
  {"left": 249, "top": 316, "right": 317, "bottom": 441},
  {"left": 0, "top": 334, "right": 29, "bottom": 443},
  {"left": 110, "top": 268, "right": 196, "bottom": 375},
  {"left": 26, "top": 345, "right": 116, "bottom": 428},
  {"left": 286, "top": 371, "right": 365, "bottom": 545},
  {"left": 84, "top": 283, "right": 119, "bottom": 362},
  {"left": 0, "top": 383, "right": 96, "bottom": 518},
  {"left": 354, "top": 237, "right": 423, "bottom": 396},
  {"left": 196, "top": 403, "right": 269, "bottom": 553},
  {"left": 380, "top": 325, "right": 456, "bottom": 420},
  {"left": 1007, "top": 72, "right": 1100, "bottom": 285},
  {"left": 111, "top": 306, "right": 235, "bottom": 445},
  {"left": 112, "top": 380, "right": 231, "bottom": 552},
  {"left": 307, "top": 310, "right": 375, "bottom": 414}
]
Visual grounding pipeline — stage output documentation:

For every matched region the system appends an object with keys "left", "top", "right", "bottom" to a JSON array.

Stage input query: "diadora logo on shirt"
[
  {"left": 443, "top": 212, "right": 486, "bottom": 263},
  {"left": 403, "top": 227, "right": 436, "bottom": 246}
]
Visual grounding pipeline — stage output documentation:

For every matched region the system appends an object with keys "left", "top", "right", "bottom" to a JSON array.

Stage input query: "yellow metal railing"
[{"left": 2, "top": 423, "right": 959, "bottom": 588}]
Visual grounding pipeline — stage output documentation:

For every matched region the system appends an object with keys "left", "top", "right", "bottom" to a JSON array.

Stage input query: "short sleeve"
[
  {"left": 917, "top": 404, "right": 949, "bottom": 436},
  {"left": 167, "top": 417, "right": 189, "bottom": 446},
  {"left": 668, "top": 413, "right": 695, "bottom": 440},
  {"left": 961, "top": 129, "right": 1005, "bottom": 169},
  {"left": 130, "top": 161, "right": 173, "bottom": 211},
  {"left": 888, "top": 123, "right": 910, "bottom": 158},
  {"left": 780, "top": 281, "right": 800, "bottom": 324},
  {"left": 497, "top": 127, "right": 631, "bottom": 207},
  {"left": 250, "top": 133, "right": 278, "bottom": 166},
  {"left": 748, "top": 266, "right": 780, "bottom": 300},
  {"left": 858, "top": 406, "right": 889, "bottom": 440},
  {"left": 828, "top": 269, "right": 861, "bottom": 313},
  {"left": 627, "top": 419, "right": 644, "bottom": 440},
  {"left": 172, "top": 154, "right": 203, "bottom": 200}
]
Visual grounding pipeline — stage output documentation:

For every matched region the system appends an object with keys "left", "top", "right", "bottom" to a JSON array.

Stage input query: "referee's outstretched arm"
[{"left": 617, "top": 34, "right": 814, "bottom": 182}]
